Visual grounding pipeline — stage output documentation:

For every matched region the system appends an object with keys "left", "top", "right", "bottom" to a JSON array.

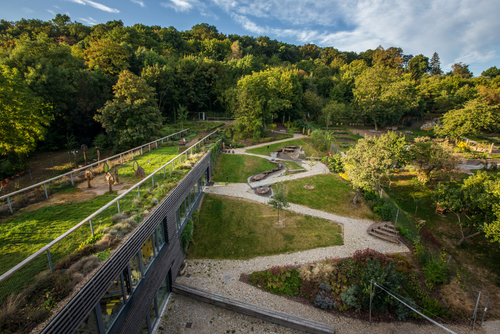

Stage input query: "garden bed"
[{"left": 244, "top": 249, "right": 457, "bottom": 323}]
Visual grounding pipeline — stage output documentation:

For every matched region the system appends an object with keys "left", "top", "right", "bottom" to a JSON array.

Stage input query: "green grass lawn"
[
  {"left": 245, "top": 138, "right": 322, "bottom": 157},
  {"left": 279, "top": 174, "right": 377, "bottom": 220},
  {"left": 189, "top": 194, "right": 343, "bottom": 259},
  {"left": 211, "top": 154, "right": 277, "bottom": 183},
  {"left": 117, "top": 145, "right": 179, "bottom": 182},
  {"left": 283, "top": 160, "right": 304, "bottom": 171}
]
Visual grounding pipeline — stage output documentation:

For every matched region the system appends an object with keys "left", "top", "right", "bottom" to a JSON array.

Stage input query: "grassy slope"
[
  {"left": 190, "top": 194, "right": 343, "bottom": 259},
  {"left": 245, "top": 138, "right": 322, "bottom": 157},
  {"left": 211, "top": 154, "right": 277, "bottom": 183},
  {"left": 280, "top": 174, "right": 377, "bottom": 220}
]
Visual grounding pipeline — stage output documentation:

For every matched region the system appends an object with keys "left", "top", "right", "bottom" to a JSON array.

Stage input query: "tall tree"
[
  {"left": 451, "top": 62, "right": 473, "bottom": 78},
  {"left": 353, "top": 66, "right": 417, "bottom": 130},
  {"left": 411, "top": 137, "right": 459, "bottom": 184},
  {"left": 408, "top": 54, "right": 430, "bottom": 83},
  {"left": 0, "top": 65, "right": 53, "bottom": 156},
  {"left": 94, "top": 70, "right": 164, "bottom": 150},
  {"left": 429, "top": 52, "right": 443, "bottom": 75}
]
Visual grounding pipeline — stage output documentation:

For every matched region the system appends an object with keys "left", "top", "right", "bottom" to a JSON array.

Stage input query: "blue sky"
[{"left": 4, "top": 0, "right": 500, "bottom": 76}]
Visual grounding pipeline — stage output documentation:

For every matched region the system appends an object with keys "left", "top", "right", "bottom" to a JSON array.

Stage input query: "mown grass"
[
  {"left": 246, "top": 138, "right": 321, "bottom": 157},
  {"left": 189, "top": 194, "right": 343, "bottom": 259},
  {"left": 283, "top": 160, "right": 304, "bottom": 171},
  {"left": 0, "top": 145, "right": 205, "bottom": 303},
  {"left": 211, "top": 154, "right": 277, "bottom": 183},
  {"left": 279, "top": 174, "right": 377, "bottom": 220}
]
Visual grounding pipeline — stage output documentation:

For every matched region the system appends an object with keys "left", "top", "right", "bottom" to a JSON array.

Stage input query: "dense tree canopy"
[{"left": 0, "top": 14, "right": 498, "bottom": 178}]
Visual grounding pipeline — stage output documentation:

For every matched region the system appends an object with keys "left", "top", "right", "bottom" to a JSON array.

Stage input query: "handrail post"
[
  {"left": 120, "top": 154, "right": 123, "bottom": 164},
  {"left": 156, "top": 141, "right": 158, "bottom": 149},
  {"left": 90, "top": 219, "right": 94, "bottom": 236},
  {"left": 152, "top": 174, "right": 155, "bottom": 187},
  {"left": 163, "top": 167, "right": 166, "bottom": 179},
  {"left": 46, "top": 249, "right": 54, "bottom": 273},
  {"left": 141, "top": 147, "right": 143, "bottom": 155},
  {"left": 7, "top": 196, "right": 13, "bottom": 214},
  {"left": 117, "top": 200, "right": 121, "bottom": 213},
  {"left": 131, "top": 150, "right": 134, "bottom": 159},
  {"left": 43, "top": 183, "right": 49, "bottom": 199},
  {"left": 70, "top": 173, "right": 74, "bottom": 186},
  {"left": 149, "top": 144, "right": 151, "bottom": 151},
  {"left": 138, "top": 186, "right": 141, "bottom": 198}
]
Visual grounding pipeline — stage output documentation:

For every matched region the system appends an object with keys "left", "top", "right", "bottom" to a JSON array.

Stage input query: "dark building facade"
[{"left": 40, "top": 151, "right": 214, "bottom": 334}]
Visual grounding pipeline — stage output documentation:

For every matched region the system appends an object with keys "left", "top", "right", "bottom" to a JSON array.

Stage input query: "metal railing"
[
  {"left": 0, "top": 129, "right": 190, "bottom": 213},
  {"left": 0, "top": 130, "right": 219, "bottom": 284}
]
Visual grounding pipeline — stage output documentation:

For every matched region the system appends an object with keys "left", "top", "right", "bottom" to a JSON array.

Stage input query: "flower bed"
[{"left": 247, "top": 248, "right": 448, "bottom": 322}]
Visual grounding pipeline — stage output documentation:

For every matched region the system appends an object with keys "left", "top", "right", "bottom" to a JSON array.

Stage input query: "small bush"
[
  {"left": 421, "top": 295, "right": 447, "bottom": 318},
  {"left": 318, "top": 282, "right": 332, "bottom": 292},
  {"left": 326, "top": 154, "right": 344, "bottom": 173},
  {"left": 341, "top": 285, "right": 361, "bottom": 311},
  {"left": 249, "top": 266, "right": 301, "bottom": 296},
  {"left": 314, "top": 294, "right": 334, "bottom": 309},
  {"left": 423, "top": 257, "right": 449, "bottom": 284}
]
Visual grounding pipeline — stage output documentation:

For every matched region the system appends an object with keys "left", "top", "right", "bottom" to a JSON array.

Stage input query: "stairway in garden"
[{"left": 367, "top": 222, "right": 400, "bottom": 244}]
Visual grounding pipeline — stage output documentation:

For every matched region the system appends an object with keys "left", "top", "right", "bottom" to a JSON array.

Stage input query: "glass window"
[
  {"left": 157, "top": 275, "right": 170, "bottom": 311},
  {"left": 202, "top": 171, "right": 206, "bottom": 184},
  {"left": 141, "top": 236, "right": 155, "bottom": 272},
  {"left": 194, "top": 182, "right": 198, "bottom": 197},
  {"left": 190, "top": 186, "right": 196, "bottom": 207},
  {"left": 75, "top": 308, "right": 99, "bottom": 334},
  {"left": 176, "top": 208, "right": 181, "bottom": 232},
  {"left": 122, "top": 269, "right": 132, "bottom": 300},
  {"left": 129, "top": 253, "right": 142, "bottom": 290},
  {"left": 100, "top": 275, "right": 125, "bottom": 331},
  {"left": 156, "top": 222, "right": 165, "bottom": 251},
  {"left": 149, "top": 298, "right": 158, "bottom": 328},
  {"left": 180, "top": 199, "right": 186, "bottom": 221}
]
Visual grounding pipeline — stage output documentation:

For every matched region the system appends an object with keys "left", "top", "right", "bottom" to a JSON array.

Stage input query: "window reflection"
[
  {"left": 100, "top": 275, "right": 125, "bottom": 331},
  {"left": 75, "top": 308, "right": 99, "bottom": 334},
  {"left": 129, "top": 253, "right": 142, "bottom": 290},
  {"left": 157, "top": 275, "right": 170, "bottom": 311},
  {"left": 176, "top": 208, "right": 181, "bottom": 232},
  {"left": 156, "top": 223, "right": 165, "bottom": 251},
  {"left": 141, "top": 236, "right": 155, "bottom": 272}
]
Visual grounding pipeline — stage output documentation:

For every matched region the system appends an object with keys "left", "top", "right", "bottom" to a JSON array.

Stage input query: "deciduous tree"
[{"left": 94, "top": 70, "right": 163, "bottom": 150}]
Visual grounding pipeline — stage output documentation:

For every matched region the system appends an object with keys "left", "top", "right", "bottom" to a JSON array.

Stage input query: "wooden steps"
[
  {"left": 173, "top": 283, "right": 335, "bottom": 334},
  {"left": 367, "top": 222, "right": 400, "bottom": 244}
]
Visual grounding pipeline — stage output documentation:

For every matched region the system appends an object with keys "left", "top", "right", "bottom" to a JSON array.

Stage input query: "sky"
[{"left": 3, "top": 0, "right": 500, "bottom": 76}]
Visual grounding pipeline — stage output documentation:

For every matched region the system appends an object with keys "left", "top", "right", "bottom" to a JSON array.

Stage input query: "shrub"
[
  {"left": 423, "top": 257, "right": 449, "bottom": 285},
  {"left": 326, "top": 154, "right": 344, "bottom": 173},
  {"left": 249, "top": 266, "right": 301, "bottom": 296},
  {"left": 395, "top": 296, "right": 416, "bottom": 320},
  {"left": 78, "top": 233, "right": 103, "bottom": 250},
  {"left": 310, "top": 130, "right": 329, "bottom": 151},
  {"left": 318, "top": 282, "right": 332, "bottom": 292},
  {"left": 353, "top": 249, "right": 389, "bottom": 267},
  {"left": 373, "top": 199, "right": 396, "bottom": 221},
  {"left": 314, "top": 294, "right": 334, "bottom": 310},
  {"left": 341, "top": 285, "right": 361, "bottom": 311},
  {"left": 421, "top": 295, "right": 447, "bottom": 318}
]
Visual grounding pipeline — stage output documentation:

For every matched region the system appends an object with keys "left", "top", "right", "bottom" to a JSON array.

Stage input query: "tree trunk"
[
  {"left": 353, "top": 187, "right": 361, "bottom": 205},
  {"left": 374, "top": 122, "right": 378, "bottom": 131}
]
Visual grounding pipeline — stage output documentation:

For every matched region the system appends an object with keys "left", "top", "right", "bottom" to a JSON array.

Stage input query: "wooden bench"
[{"left": 436, "top": 203, "right": 446, "bottom": 215}]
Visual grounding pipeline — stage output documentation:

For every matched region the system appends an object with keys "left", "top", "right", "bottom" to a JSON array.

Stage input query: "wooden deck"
[{"left": 172, "top": 283, "right": 335, "bottom": 334}]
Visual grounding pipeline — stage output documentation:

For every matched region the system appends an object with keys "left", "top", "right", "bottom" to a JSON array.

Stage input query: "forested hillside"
[{"left": 1, "top": 14, "right": 499, "bottom": 178}]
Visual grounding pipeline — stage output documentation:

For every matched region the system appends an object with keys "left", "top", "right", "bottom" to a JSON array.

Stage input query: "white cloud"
[
  {"left": 131, "top": 0, "right": 146, "bottom": 8},
  {"left": 22, "top": 7, "right": 34, "bottom": 13},
  {"left": 79, "top": 17, "right": 98, "bottom": 25},
  {"left": 211, "top": 0, "right": 500, "bottom": 71},
  {"left": 47, "top": 9, "right": 56, "bottom": 15},
  {"left": 66, "top": 0, "right": 119, "bottom": 13},
  {"left": 161, "top": 0, "right": 198, "bottom": 12}
]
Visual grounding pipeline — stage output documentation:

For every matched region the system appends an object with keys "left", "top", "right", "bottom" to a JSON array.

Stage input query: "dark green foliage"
[
  {"left": 309, "top": 130, "right": 329, "bottom": 151},
  {"left": 325, "top": 154, "right": 344, "bottom": 173},
  {"left": 249, "top": 266, "right": 301, "bottom": 296},
  {"left": 180, "top": 218, "right": 194, "bottom": 253},
  {"left": 422, "top": 257, "right": 449, "bottom": 284},
  {"left": 318, "top": 282, "right": 331, "bottom": 292},
  {"left": 421, "top": 295, "right": 447, "bottom": 318},
  {"left": 341, "top": 285, "right": 361, "bottom": 311}
]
